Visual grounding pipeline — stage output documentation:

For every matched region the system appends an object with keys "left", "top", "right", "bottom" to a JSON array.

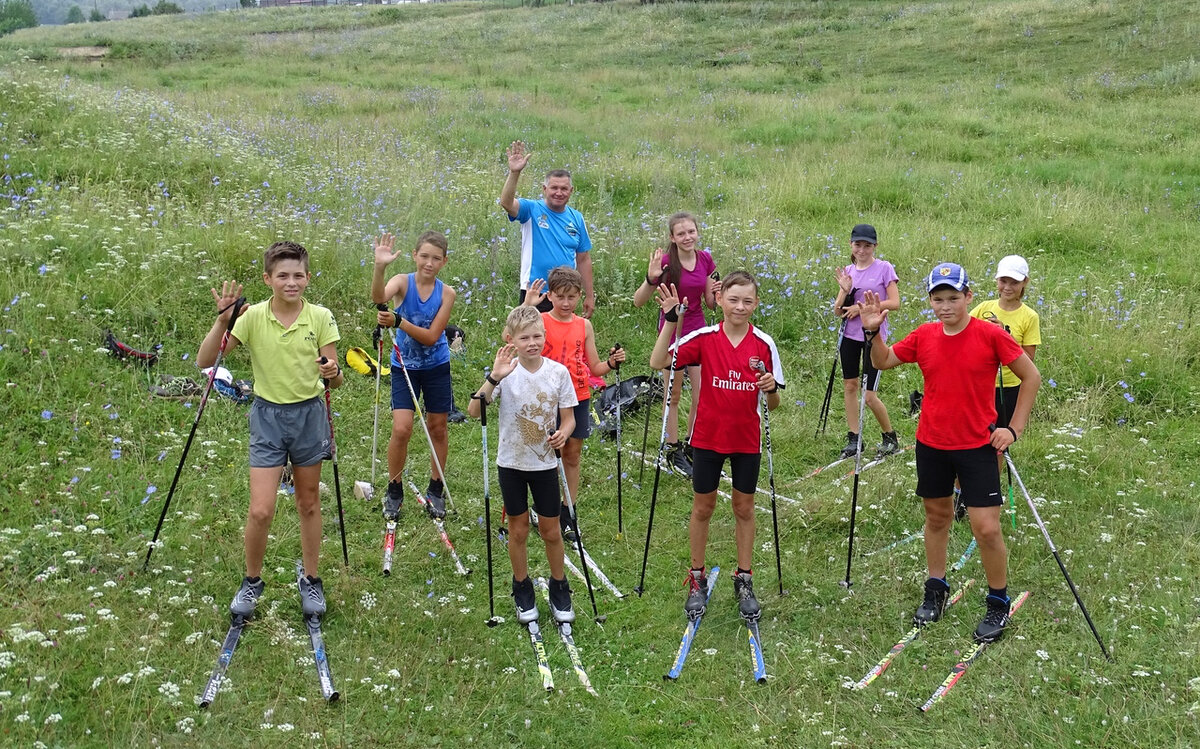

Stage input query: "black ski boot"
[
  {"left": 229, "top": 576, "right": 264, "bottom": 620},
  {"left": 877, "top": 431, "right": 900, "bottom": 459},
  {"left": 424, "top": 479, "right": 447, "bottom": 520},
  {"left": 383, "top": 481, "right": 403, "bottom": 521},
  {"left": 912, "top": 577, "right": 950, "bottom": 627},
  {"left": 513, "top": 576, "right": 538, "bottom": 624},
  {"left": 733, "top": 571, "right": 761, "bottom": 622},
  {"left": 839, "top": 431, "right": 861, "bottom": 460},
  {"left": 548, "top": 576, "right": 575, "bottom": 624},
  {"left": 684, "top": 569, "right": 708, "bottom": 621},
  {"left": 667, "top": 442, "right": 693, "bottom": 478},
  {"left": 974, "top": 594, "right": 1012, "bottom": 643}
]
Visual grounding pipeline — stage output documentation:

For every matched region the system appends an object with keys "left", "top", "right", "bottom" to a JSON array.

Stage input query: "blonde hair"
[{"left": 504, "top": 305, "right": 544, "bottom": 337}]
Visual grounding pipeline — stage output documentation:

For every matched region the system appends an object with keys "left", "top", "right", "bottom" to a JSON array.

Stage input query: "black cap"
[{"left": 850, "top": 224, "right": 877, "bottom": 244}]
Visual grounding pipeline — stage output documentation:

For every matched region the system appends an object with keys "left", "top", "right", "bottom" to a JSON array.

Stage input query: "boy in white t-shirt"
[{"left": 467, "top": 306, "right": 578, "bottom": 625}]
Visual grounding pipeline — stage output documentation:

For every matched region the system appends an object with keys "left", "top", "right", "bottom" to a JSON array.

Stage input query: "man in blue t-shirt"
[{"left": 499, "top": 140, "right": 596, "bottom": 317}]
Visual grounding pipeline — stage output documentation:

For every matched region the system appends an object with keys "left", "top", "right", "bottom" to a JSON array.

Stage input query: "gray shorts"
[{"left": 249, "top": 396, "right": 330, "bottom": 468}]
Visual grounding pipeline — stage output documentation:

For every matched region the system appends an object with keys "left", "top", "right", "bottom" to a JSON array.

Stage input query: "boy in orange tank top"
[{"left": 524, "top": 267, "right": 625, "bottom": 539}]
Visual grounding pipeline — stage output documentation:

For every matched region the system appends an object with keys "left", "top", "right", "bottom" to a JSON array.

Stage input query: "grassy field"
[{"left": 1, "top": 0, "right": 1199, "bottom": 746}]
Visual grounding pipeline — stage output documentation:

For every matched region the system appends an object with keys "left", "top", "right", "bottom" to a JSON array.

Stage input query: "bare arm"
[
  {"left": 583, "top": 319, "right": 624, "bottom": 376},
  {"left": 397, "top": 286, "right": 457, "bottom": 347},
  {"left": 860, "top": 290, "right": 903, "bottom": 370},
  {"left": 576, "top": 252, "right": 596, "bottom": 318},
  {"left": 548, "top": 408, "right": 575, "bottom": 451},
  {"left": 499, "top": 141, "right": 529, "bottom": 218},
  {"left": 1022, "top": 344, "right": 1037, "bottom": 360},
  {"left": 648, "top": 283, "right": 684, "bottom": 370}
]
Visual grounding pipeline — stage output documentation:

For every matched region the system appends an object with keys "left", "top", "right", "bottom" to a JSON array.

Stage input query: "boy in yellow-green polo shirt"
[{"left": 199, "top": 241, "right": 342, "bottom": 622}]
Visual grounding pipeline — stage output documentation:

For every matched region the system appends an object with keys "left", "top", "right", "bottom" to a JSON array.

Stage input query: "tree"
[
  {"left": 0, "top": 0, "right": 37, "bottom": 35},
  {"left": 89, "top": 7, "right": 104, "bottom": 20},
  {"left": 65, "top": 4, "right": 84, "bottom": 22},
  {"left": 151, "top": 0, "right": 183, "bottom": 13},
  {"left": 130, "top": 3, "right": 150, "bottom": 16}
]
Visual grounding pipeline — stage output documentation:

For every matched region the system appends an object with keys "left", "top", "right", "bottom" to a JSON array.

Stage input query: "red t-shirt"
[
  {"left": 671, "top": 322, "right": 785, "bottom": 454},
  {"left": 891, "top": 316, "right": 1025, "bottom": 450},
  {"left": 541, "top": 313, "right": 590, "bottom": 401}
]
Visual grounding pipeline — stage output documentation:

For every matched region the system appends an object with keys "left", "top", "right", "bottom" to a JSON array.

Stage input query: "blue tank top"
[{"left": 392, "top": 274, "right": 451, "bottom": 370}]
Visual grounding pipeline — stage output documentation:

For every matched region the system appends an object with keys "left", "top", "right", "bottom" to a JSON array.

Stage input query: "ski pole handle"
[
  {"left": 472, "top": 393, "right": 487, "bottom": 426},
  {"left": 611, "top": 341, "right": 622, "bottom": 373}
]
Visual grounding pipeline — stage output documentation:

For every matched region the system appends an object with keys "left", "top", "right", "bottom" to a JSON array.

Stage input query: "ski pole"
[
  {"left": 841, "top": 363, "right": 869, "bottom": 589},
  {"left": 612, "top": 342, "right": 624, "bottom": 538},
  {"left": 1004, "top": 453, "right": 1113, "bottom": 661},
  {"left": 371, "top": 304, "right": 387, "bottom": 493},
  {"left": 984, "top": 311, "right": 1018, "bottom": 530},
  {"left": 637, "top": 372, "right": 655, "bottom": 486},
  {"left": 750, "top": 358, "right": 784, "bottom": 596},
  {"left": 144, "top": 296, "right": 244, "bottom": 571},
  {"left": 387, "top": 326, "right": 457, "bottom": 516},
  {"left": 554, "top": 442, "right": 605, "bottom": 624},
  {"left": 817, "top": 318, "right": 846, "bottom": 438},
  {"left": 319, "top": 356, "right": 350, "bottom": 567},
  {"left": 477, "top": 394, "right": 501, "bottom": 627},
  {"left": 635, "top": 299, "right": 686, "bottom": 597}
]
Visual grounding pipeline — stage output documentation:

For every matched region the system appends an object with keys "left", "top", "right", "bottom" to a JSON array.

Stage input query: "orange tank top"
[{"left": 541, "top": 313, "right": 590, "bottom": 401}]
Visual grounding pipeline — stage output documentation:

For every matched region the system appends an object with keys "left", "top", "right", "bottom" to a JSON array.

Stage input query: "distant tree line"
[
  {"left": 31, "top": 0, "right": 224, "bottom": 25},
  {"left": 0, "top": 0, "right": 36, "bottom": 35}
]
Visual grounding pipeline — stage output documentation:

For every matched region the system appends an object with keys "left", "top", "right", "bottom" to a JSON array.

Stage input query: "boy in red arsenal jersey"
[
  {"left": 524, "top": 267, "right": 625, "bottom": 539},
  {"left": 859, "top": 262, "right": 1040, "bottom": 644},
  {"left": 649, "top": 271, "right": 783, "bottom": 622}
]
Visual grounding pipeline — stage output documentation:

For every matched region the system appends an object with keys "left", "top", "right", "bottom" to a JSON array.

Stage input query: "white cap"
[{"left": 995, "top": 255, "right": 1029, "bottom": 282}]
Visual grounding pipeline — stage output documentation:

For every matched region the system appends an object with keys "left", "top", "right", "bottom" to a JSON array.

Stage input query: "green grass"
[{"left": 1, "top": 0, "right": 1199, "bottom": 746}]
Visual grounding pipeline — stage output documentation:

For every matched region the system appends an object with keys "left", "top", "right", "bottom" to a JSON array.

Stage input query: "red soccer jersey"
[
  {"left": 671, "top": 322, "right": 785, "bottom": 454},
  {"left": 891, "top": 316, "right": 1025, "bottom": 450}
]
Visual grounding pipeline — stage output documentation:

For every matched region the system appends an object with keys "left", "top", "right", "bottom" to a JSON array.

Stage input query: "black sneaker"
[
  {"left": 953, "top": 489, "right": 967, "bottom": 522},
  {"left": 733, "top": 571, "right": 761, "bottom": 622},
  {"left": 877, "top": 431, "right": 900, "bottom": 459},
  {"left": 229, "top": 576, "right": 264, "bottom": 620},
  {"left": 913, "top": 577, "right": 950, "bottom": 627},
  {"left": 974, "top": 594, "right": 1012, "bottom": 643},
  {"left": 548, "top": 576, "right": 575, "bottom": 624},
  {"left": 383, "top": 481, "right": 403, "bottom": 521},
  {"left": 424, "top": 481, "right": 447, "bottom": 520},
  {"left": 298, "top": 574, "right": 327, "bottom": 619},
  {"left": 513, "top": 576, "right": 538, "bottom": 624},
  {"left": 667, "top": 443, "right": 693, "bottom": 478},
  {"left": 684, "top": 569, "right": 708, "bottom": 621},
  {"left": 447, "top": 406, "right": 467, "bottom": 425},
  {"left": 839, "top": 431, "right": 861, "bottom": 460}
]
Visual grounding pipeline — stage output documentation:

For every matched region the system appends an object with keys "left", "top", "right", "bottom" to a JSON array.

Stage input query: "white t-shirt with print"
[{"left": 493, "top": 357, "right": 579, "bottom": 471}]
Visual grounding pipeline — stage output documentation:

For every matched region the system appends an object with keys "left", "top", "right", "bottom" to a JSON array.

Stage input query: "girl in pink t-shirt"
[{"left": 633, "top": 212, "right": 719, "bottom": 477}]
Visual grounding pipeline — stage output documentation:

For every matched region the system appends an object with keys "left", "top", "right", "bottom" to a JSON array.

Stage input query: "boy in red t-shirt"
[
  {"left": 523, "top": 267, "right": 625, "bottom": 540},
  {"left": 859, "top": 262, "right": 1040, "bottom": 643},
  {"left": 649, "top": 271, "right": 783, "bottom": 622}
]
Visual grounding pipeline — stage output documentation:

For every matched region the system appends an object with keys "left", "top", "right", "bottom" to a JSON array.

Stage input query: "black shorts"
[
  {"left": 516, "top": 287, "right": 553, "bottom": 313},
  {"left": 994, "top": 386, "right": 1020, "bottom": 428},
  {"left": 498, "top": 466, "right": 560, "bottom": 518},
  {"left": 840, "top": 336, "right": 881, "bottom": 390},
  {"left": 914, "top": 440, "right": 1002, "bottom": 507},
  {"left": 692, "top": 447, "right": 761, "bottom": 495}
]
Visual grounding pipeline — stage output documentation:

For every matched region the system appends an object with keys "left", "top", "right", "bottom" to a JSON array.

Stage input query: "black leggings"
[
  {"left": 692, "top": 447, "right": 761, "bottom": 495},
  {"left": 498, "top": 466, "right": 560, "bottom": 518}
]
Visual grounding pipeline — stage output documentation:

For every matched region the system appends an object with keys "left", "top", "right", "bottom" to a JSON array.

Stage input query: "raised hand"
[
  {"left": 655, "top": 282, "right": 683, "bottom": 318},
  {"left": 490, "top": 344, "right": 518, "bottom": 381},
  {"left": 373, "top": 233, "right": 400, "bottom": 266},
  {"left": 523, "top": 278, "right": 548, "bottom": 307},
  {"left": 506, "top": 141, "right": 531, "bottom": 173},
  {"left": 836, "top": 266, "right": 853, "bottom": 293},
  {"left": 210, "top": 281, "right": 244, "bottom": 323},
  {"left": 859, "top": 290, "right": 888, "bottom": 331},
  {"left": 647, "top": 247, "right": 665, "bottom": 282}
]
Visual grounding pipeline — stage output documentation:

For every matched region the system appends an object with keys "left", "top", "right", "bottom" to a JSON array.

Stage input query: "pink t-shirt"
[{"left": 657, "top": 250, "right": 717, "bottom": 336}]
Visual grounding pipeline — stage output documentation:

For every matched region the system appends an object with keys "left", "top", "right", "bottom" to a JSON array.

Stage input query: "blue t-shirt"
[
  {"left": 512, "top": 198, "right": 592, "bottom": 289},
  {"left": 391, "top": 274, "right": 451, "bottom": 371}
]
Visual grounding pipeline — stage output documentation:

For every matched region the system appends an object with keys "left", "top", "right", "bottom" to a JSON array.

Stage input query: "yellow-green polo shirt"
[{"left": 231, "top": 298, "right": 340, "bottom": 403}]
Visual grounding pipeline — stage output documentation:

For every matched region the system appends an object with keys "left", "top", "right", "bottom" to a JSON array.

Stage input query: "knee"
[
  {"left": 730, "top": 498, "right": 755, "bottom": 522},
  {"left": 925, "top": 506, "right": 953, "bottom": 534},
  {"left": 391, "top": 423, "right": 413, "bottom": 442},
  {"left": 971, "top": 518, "right": 1004, "bottom": 548},
  {"left": 865, "top": 391, "right": 882, "bottom": 406},
  {"left": 537, "top": 520, "right": 562, "bottom": 544},
  {"left": 843, "top": 380, "right": 859, "bottom": 394},
  {"left": 427, "top": 420, "right": 447, "bottom": 445},
  {"left": 691, "top": 498, "right": 716, "bottom": 523},
  {"left": 508, "top": 518, "right": 530, "bottom": 544},
  {"left": 294, "top": 494, "right": 321, "bottom": 520},
  {"left": 246, "top": 503, "right": 274, "bottom": 527}
]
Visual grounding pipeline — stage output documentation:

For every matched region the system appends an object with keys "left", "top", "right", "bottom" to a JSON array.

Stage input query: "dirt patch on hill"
[{"left": 59, "top": 47, "right": 110, "bottom": 60}]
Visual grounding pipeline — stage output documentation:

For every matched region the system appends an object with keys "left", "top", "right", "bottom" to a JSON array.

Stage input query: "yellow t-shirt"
[
  {"left": 969, "top": 300, "right": 1041, "bottom": 387},
  {"left": 231, "top": 298, "right": 340, "bottom": 403}
]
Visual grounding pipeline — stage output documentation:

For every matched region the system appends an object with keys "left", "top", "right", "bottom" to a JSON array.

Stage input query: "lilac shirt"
[
  {"left": 656, "top": 250, "right": 716, "bottom": 336},
  {"left": 842, "top": 259, "right": 899, "bottom": 342}
]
